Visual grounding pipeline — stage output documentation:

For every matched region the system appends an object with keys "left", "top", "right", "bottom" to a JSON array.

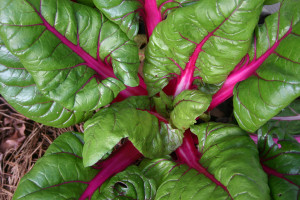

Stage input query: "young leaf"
[
  {"left": 0, "top": 0, "right": 139, "bottom": 111},
  {"left": 153, "top": 91, "right": 174, "bottom": 118},
  {"left": 93, "top": 166, "right": 157, "bottom": 199},
  {"left": 0, "top": 40, "right": 91, "bottom": 128},
  {"left": 233, "top": 0, "right": 300, "bottom": 132},
  {"left": 144, "top": 0, "right": 263, "bottom": 96},
  {"left": 170, "top": 90, "right": 211, "bottom": 130},
  {"left": 257, "top": 125, "right": 300, "bottom": 199},
  {"left": 13, "top": 132, "right": 99, "bottom": 199},
  {"left": 83, "top": 104, "right": 184, "bottom": 166}
]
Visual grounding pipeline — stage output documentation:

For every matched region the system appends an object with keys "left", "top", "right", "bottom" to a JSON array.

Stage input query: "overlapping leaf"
[
  {"left": 73, "top": 0, "right": 95, "bottom": 7},
  {"left": 83, "top": 98, "right": 183, "bottom": 166},
  {"left": 93, "top": 0, "right": 141, "bottom": 39},
  {"left": 268, "top": 100, "right": 300, "bottom": 135},
  {"left": 233, "top": 0, "right": 300, "bottom": 132},
  {"left": 144, "top": 0, "right": 263, "bottom": 96},
  {"left": 0, "top": 0, "right": 140, "bottom": 111},
  {"left": 93, "top": 166, "right": 157, "bottom": 199},
  {"left": 257, "top": 125, "right": 300, "bottom": 199},
  {"left": 153, "top": 91, "right": 173, "bottom": 118},
  {"left": 93, "top": 0, "right": 199, "bottom": 39},
  {"left": 13, "top": 132, "right": 98, "bottom": 200},
  {"left": 0, "top": 40, "right": 91, "bottom": 128},
  {"left": 137, "top": 123, "right": 270, "bottom": 199},
  {"left": 170, "top": 90, "right": 211, "bottom": 130}
]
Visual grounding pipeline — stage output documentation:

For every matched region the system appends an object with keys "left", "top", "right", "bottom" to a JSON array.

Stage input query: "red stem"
[
  {"left": 208, "top": 26, "right": 292, "bottom": 111},
  {"left": 79, "top": 141, "right": 143, "bottom": 200},
  {"left": 144, "top": 0, "right": 162, "bottom": 36},
  {"left": 175, "top": 131, "right": 232, "bottom": 198}
]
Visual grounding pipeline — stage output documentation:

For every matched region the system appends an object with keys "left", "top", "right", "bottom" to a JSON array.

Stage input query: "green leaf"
[
  {"left": 264, "top": 0, "right": 282, "bottom": 5},
  {"left": 0, "top": 0, "right": 139, "bottom": 111},
  {"left": 139, "top": 156, "right": 176, "bottom": 186},
  {"left": 144, "top": 0, "right": 263, "bottom": 96},
  {"left": 83, "top": 106, "right": 183, "bottom": 167},
  {"left": 141, "top": 123, "right": 270, "bottom": 199},
  {"left": 92, "top": 166, "right": 157, "bottom": 199},
  {"left": 268, "top": 99, "right": 300, "bottom": 135},
  {"left": 153, "top": 91, "right": 173, "bottom": 119},
  {"left": 233, "top": 0, "right": 300, "bottom": 132},
  {"left": 0, "top": 41, "right": 91, "bottom": 128},
  {"left": 170, "top": 90, "right": 211, "bottom": 130},
  {"left": 13, "top": 132, "right": 98, "bottom": 200},
  {"left": 74, "top": 0, "right": 95, "bottom": 7},
  {"left": 93, "top": 0, "right": 141, "bottom": 39},
  {"left": 257, "top": 125, "right": 300, "bottom": 200}
]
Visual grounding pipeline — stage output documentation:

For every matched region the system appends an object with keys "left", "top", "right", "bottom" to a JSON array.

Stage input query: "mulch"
[{"left": 0, "top": 97, "right": 82, "bottom": 200}]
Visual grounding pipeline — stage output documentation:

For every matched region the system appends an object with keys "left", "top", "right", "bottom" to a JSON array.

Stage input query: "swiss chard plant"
[{"left": 0, "top": 0, "right": 299, "bottom": 199}]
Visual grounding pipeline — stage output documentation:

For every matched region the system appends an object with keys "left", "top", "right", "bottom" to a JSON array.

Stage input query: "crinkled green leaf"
[
  {"left": 268, "top": 99, "right": 300, "bottom": 135},
  {"left": 257, "top": 125, "right": 300, "bottom": 200},
  {"left": 83, "top": 106, "right": 183, "bottom": 167},
  {"left": 170, "top": 90, "right": 211, "bottom": 130},
  {"left": 148, "top": 123, "right": 269, "bottom": 199},
  {"left": 144, "top": 0, "right": 263, "bottom": 96},
  {"left": 92, "top": 166, "right": 157, "bottom": 199},
  {"left": 93, "top": 0, "right": 141, "bottom": 39},
  {"left": 0, "top": 0, "right": 139, "bottom": 111},
  {"left": 0, "top": 41, "right": 91, "bottom": 128},
  {"left": 140, "top": 123, "right": 270, "bottom": 199},
  {"left": 153, "top": 91, "right": 173, "bottom": 118},
  {"left": 13, "top": 132, "right": 98, "bottom": 200},
  {"left": 156, "top": 0, "right": 198, "bottom": 18},
  {"left": 139, "top": 156, "right": 176, "bottom": 186},
  {"left": 233, "top": 0, "right": 300, "bottom": 132}
]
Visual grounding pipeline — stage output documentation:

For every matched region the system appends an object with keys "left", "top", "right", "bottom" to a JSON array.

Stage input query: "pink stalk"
[
  {"left": 261, "top": 163, "right": 298, "bottom": 186},
  {"left": 272, "top": 115, "right": 300, "bottom": 121},
  {"left": 175, "top": 131, "right": 233, "bottom": 199},
  {"left": 115, "top": 75, "right": 148, "bottom": 101},
  {"left": 208, "top": 26, "right": 293, "bottom": 111},
  {"left": 250, "top": 135, "right": 300, "bottom": 145},
  {"left": 144, "top": 0, "right": 162, "bottom": 36},
  {"left": 79, "top": 141, "right": 143, "bottom": 200}
]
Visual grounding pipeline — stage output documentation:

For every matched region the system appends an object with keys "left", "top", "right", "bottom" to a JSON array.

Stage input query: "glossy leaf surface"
[
  {"left": 257, "top": 125, "right": 300, "bottom": 199},
  {"left": 139, "top": 123, "right": 270, "bottom": 199},
  {"left": 0, "top": 41, "right": 91, "bottom": 128},
  {"left": 144, "top": 0, "right": 263, "bottom": 96},
  {"left": 93, "top": 166, "right": 157, "bottom": 199},
  {"left": 268, "top": 100, "right": 300, "bottom": 135},
  {"left": 83, "top": 98, "right": 183, "bottom": 166},
  {"left": 13, "top": 132, "right": 98, "bottom": 199},
  {"left": 0, "top": 0, "right": 139, "bottom": 111},
  {"left": 93, "top": 0, "right": 141, "bottom": 39},
  {"left": 233, "top": 0, "right": 300, "bottom": 132},
  {"left": 170, "top": 90, "right": 211, "bottom": 130}
]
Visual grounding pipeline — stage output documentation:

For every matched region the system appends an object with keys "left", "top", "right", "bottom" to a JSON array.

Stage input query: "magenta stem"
[
  {"left": 79, "top": 141, "right": 143, "bottom": 200},
  {"left": 272, "top": 115, "right": 300, "bottom": 121},
  {"left": 144, "top": 0, "right": 162, "bottom": 36},
  {"left": 175, "top": 131, "right": 232, "bottom": 198},
  {"left": 208, "top": 26, "right": 293, "bottom": 111},
  {"left": 261, "top": 162, "right": 298, "bottom": 186},
  {"left": 250, "top": 135, "right": 300, "bottom": 144}
]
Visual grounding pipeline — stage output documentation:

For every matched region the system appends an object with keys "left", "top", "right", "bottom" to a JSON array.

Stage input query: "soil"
[{"left": 0, "top": 96, "right": 83, "bottom": 200}]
